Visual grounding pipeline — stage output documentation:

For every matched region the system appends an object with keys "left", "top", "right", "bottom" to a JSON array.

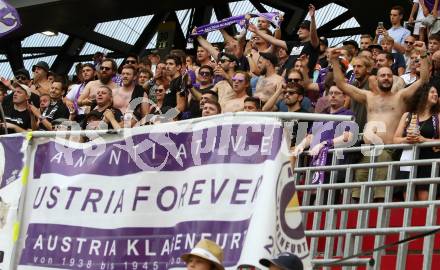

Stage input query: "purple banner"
[
  {"left": 33, "top": 124, "right": 282, "bottom": 178},
  {"left": 0, "top": 0, "right": 21, "bottom": 38},
  {"left": 190, "top": 12, "right": 281, "bottom": 37},
  {"left": 0, "top": 136, "right": 25, "bottom": 188},
  {"left": 20, "top": 220, "right": 250, "bottom": 270}
]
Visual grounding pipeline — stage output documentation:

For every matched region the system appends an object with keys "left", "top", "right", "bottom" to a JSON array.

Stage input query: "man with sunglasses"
[
  {"left": 78, "top": 58, "right": 119, "bottom": 109},
  {"left": 187, "top": 65, "right": 214, "bottom": 118},
  {"left": 403, "top": 35, "right": 416, "bottom": 73},
  {"left": 212, "top": 53, "right": 238, "bottom": 108},
  {"left": 223, "top": 71, "right": 249, "bottom": 112},
  {"left": 124, "top": 54, "right": 139, "bottom": 70}
]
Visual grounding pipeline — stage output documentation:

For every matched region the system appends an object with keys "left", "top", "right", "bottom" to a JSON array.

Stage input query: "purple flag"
[{"left": 0, "top": 0, "right": 21, "bottom": 38}]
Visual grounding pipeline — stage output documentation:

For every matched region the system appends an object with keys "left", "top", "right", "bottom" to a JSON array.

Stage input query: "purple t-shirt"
[{"left": 309, "top": 108, "right": 355, "bottom": 147}]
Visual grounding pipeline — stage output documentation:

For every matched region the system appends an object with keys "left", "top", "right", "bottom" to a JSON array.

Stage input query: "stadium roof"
[{"left": 0, "top": 0, "right": 410, "bottom": 78}]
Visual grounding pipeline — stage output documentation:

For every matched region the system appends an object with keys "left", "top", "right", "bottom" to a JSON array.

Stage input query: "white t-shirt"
[{"left": 66, "top": 83, "right": 86, "bottom": 115}]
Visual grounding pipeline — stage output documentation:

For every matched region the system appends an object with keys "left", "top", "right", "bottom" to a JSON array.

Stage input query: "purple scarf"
[
  {"left": 190, "top": 12, "right": 281, "bottom": 37},
  {"left": 311, "top": 145, "right": 329, "bottom": 185}
]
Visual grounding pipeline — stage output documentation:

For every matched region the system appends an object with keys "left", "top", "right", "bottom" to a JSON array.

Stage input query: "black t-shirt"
[
  {"left": 39, "top": 100, "right": 70, "bottom": 130},
  {"left": 83, "top": 107, "right": 123, "bottom": 130},
  {"left": 285, "top": 40, "right": 319, "bottom": 76},
  {"left": 392, "top": 52, "right": 406, "bottom": 75},
  {"left": 130, "top": 84, "right": 147, "bottom": 119},
  {"left": 2, "top": 103, "right": 32, "bottom": 134},
  {"left": 188, "top": 85, "right": 213, "bottom": 119},
  {"left": 164, "top": 76, "right": 185, "bottom": 109}
]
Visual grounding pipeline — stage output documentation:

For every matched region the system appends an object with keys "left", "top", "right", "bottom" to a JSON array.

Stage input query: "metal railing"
[{"left": 293, "top": 141, "right": 440, "bottom": 270}]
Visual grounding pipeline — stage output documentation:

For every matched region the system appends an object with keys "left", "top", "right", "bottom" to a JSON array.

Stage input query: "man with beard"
[
  {"left": 77, "top": 58, "right": 119, "bottom": 108},
  {"left": 29, "top": 77, "right": 70, "bottom": 131},
  {"left": 211, "top": 53, "right": 237, "bottom": 108},
  {"left": 112, "top": 65, "right": 149, "bottom": 121},
  {"left": 65, "top": 63, "right": 96, "bottom": 122},
  {"left": 350, "top": 55, "right": 373, "bottom": 132},
  {"left": 223, "top": 71, "right": 250, "bottom": 112},
  {"left": 254, "top": 52, "right": 283, "bottom": 103},
  {"left": 330, "top": 44, "right": 429, "bottom": 202}
]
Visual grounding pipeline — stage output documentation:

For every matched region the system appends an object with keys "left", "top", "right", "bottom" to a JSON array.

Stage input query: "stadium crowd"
[{"left": 0, "top": 3, "right": 439, "bottom": 202}]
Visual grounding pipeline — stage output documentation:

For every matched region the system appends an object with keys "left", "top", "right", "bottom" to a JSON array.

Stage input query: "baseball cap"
[
  {"left": 343, "top": 40, "right": 359, "bottom": 50},
  {"left": 260, "top": 252, "right": 303, "bottom": 270},
  {"left": 32, "top": 61, "right": 49, "bottom": 73},
  {"left": 13, "top": 82, "right": 32, "bottom": 97},
  {"left": 259, "top": 52, "right": 279, "bottom": 66},
  {"left": 299, "top": 20, "right": 311, "bottom": 30}
]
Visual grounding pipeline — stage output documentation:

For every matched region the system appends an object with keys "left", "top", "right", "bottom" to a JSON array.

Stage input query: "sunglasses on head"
[
  {"left": 200, "top": 71, "right": 212, "bottom": 77},
  {"left": 100, "top": 66, "right": 111, "bottom": 71},
  {"left": 220, "top": 58, "right": 232, "bottom": 63}
]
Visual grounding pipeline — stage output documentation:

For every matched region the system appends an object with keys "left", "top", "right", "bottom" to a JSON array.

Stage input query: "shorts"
[{"left": 352, "top": 149, "right": 394, "bottom": 199}]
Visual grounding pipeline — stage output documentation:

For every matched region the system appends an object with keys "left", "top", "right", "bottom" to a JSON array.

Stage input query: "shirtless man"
[
  {"left": 112, "top": 65, "right": 148, "bottom": 118},
  {"left": 254, "top": 52, "right": 283, "bottom": 103},
  {"left": 223, "top": 71, "right": 249, "bottom": 112},
  {"left": 30, "top": 61, "right": 51, "bottom": 95},
  {"left": 78, "top": 58, "right": 118, "bottom": 108},
  {"left": 330, "top": 42, "right": 429, "bottom": 201}
]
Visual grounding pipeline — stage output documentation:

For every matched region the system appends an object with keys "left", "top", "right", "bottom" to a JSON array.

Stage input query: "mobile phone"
[{"left": 378, "top": 22, "right": 384, "bottom": 28}]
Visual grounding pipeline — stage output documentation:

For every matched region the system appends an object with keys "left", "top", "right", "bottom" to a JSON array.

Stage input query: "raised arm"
[
  {"left": 196, "top": 35, "right": 221, "bottom": 62},
  {"left": 329, "top": 48, "right": 368, "bottom": 103},
  {"left": 400, "top": 41, "right": 430, "bottom": 100},
  {"left": 248, "top": 23, "right": 287, "bottom": 50},
  {"left": 308, "top": 4, "right": 319, "bottom": 49}
]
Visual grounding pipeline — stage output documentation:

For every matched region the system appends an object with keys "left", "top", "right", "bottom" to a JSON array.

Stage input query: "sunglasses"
[
  {"left": 155, "top": 88, "right": 164, "bottom": 93},
  {"left": 16, "top": 75, "right": 27, "bottom": 81},
  {"left": 100, "top": 66, "right": 111, "bottom": 71},
  {"left": 404, "top": 41, "right": 414, "bottom": 45},
  {"left": 287, "top": 78, "right": 301, "bottom": 83},
  {"left": 199, "top": 71, "right": 212, "bottom": 77},
  {"left": 232, "top": 78, "right": 245, "bottom": 83},
  {"left": 126, "top": 60, "right": 137, "bottom": 64}
]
